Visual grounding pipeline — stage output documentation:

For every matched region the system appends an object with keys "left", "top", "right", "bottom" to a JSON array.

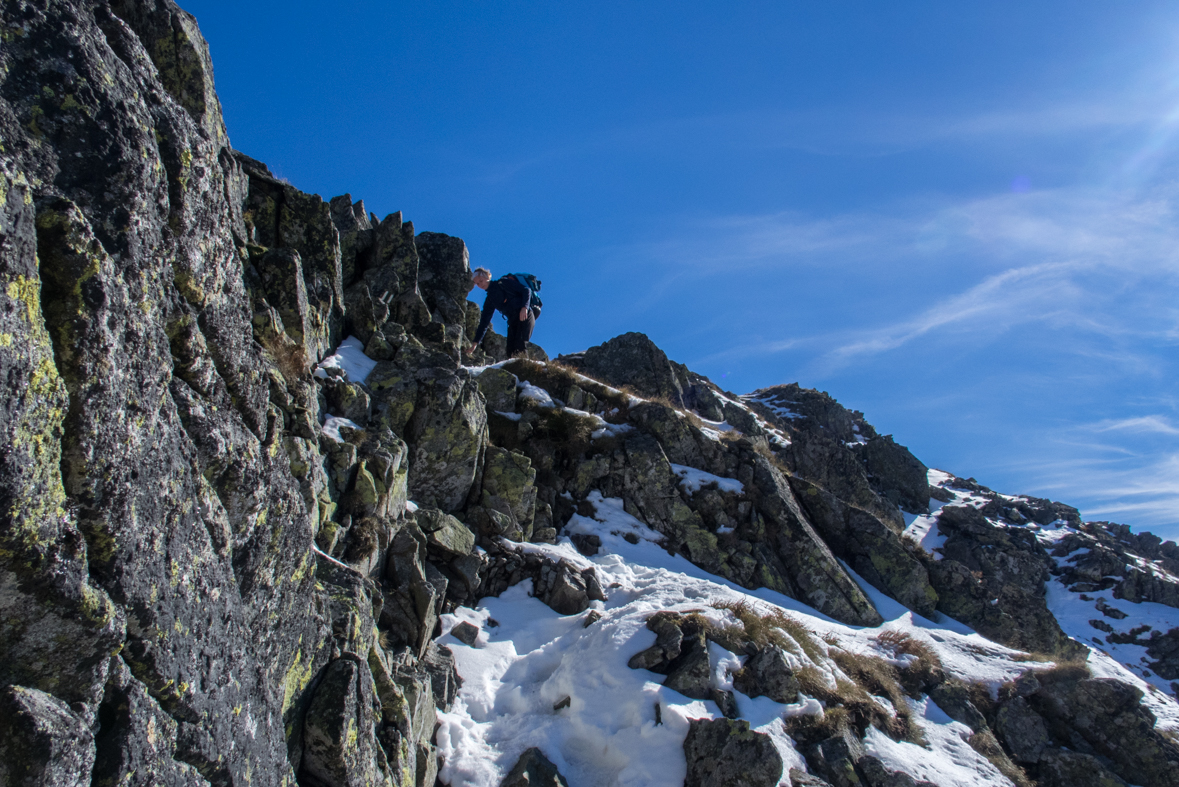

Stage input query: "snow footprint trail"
[
  {"left": 436, "top": 581, "right": 766, "bottom": 786},
  {"left": 434, "top": 527, "right": 813, "bottom": 785}
]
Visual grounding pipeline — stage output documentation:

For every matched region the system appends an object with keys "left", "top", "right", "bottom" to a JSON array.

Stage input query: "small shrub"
[
  {"left": 343, "top": 516, "right": 380, "bottom": 562},
  {"left": 534, "top": 407, "right": 598, "bottom": 454},
  {"left": 784, "top": 704, "right": 851, "bottom": 744}
]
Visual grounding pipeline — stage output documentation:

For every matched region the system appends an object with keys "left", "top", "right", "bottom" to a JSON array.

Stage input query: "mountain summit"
[{"left": 1, "top": 2, "right": 1177, "bottom": 786}]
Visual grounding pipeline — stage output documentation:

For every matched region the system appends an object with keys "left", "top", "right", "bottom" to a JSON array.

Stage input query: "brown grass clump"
[
  {"left": 828, "top": 649, "right": 923, "bottom": 744},
  {"left": 875, "top": 631, "right": 945, "bottom": 696},
  {"left": 712, "top": 599, "right": 825, "bottom": 662},
  {"left": 343, "top": 517, "right": 381, "bottom": 562},
  {"left": 261, "top": 331, "right": 309, "bottom": 385},
  {"left": 501, "top": 358, "right": 633, "bottom": 420},
  {"left": 1027, "top": 660, "right": 1091, "bottom": 685},
  {"left": 967, "top": 729, "right": 1034, "bottom": 787},
  {"left": 533, "top": 407, "right": 599, "bottom": 454}
]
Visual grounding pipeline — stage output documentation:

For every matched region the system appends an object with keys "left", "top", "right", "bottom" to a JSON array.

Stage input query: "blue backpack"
[{"left": 502, "top": 273, "right": 543, "bottom": 316}]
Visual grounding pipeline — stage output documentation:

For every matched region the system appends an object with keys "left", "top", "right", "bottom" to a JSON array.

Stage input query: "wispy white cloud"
[
  {"left": 1091, "top": 416, "right": 1179, "bottom": 437},
  {"left": 1032, "top": 451, "right": 1179, "bottom": 537},
  {"left": 669, "top": 182, "right": 1179, "bottom": 374}
]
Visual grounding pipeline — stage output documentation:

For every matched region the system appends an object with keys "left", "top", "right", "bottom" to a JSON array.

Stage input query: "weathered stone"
[
  {"left": 0, "top": 686, "right": 95, "bottom": 787},
  {"left": 682, "top": 717, "right": 783, "bottom": 787},
  {"left": 405, "top": 372, "right": 487, "bottom": 512},
  {"left": 384, "top": 526, "right": 446, "bottom": 658},
  {"left": 1030, "top": 677, "right": 1179, "bottom": 787},
  {"left": 790, "top": 770, "right": 835, "bottom": 787},
  {"left": 995, "top": 696, "right": 1050, "bottom": 764},
  {"left": 807, "top": 730, "right": 865, "bottom": 787},
  {"left": 860, "top": 435, "right": 930, "bottom": 514},
  {"left": 301, "top": 657, "right": 393, "bottom": 787},
  {"left": 418, "top": 510, "right": 476, "bottom": 558},
  {"left": 451, "top": 622, "right": 480, "bottom": 647},
  {"left": 1036, "top": 749, "right": 1128, "bottom": 787},
  {"left": 476, "top": 367, "right": 520, "bottom": 413},
  {"left": 733, "top": 646, "right": 800, "bottom": 704},
  {"left": 501, "top": 747, "right": 569, "bottom": 787},
  {"left": 927, "top": 680, "right": 987, "bottom": 733},
  {"left": 415, "top": 232, "right": 473, "bottom": 329},
  {"left": 927, "top": 505, "right": 1081, "bottom": 657},
  {"left": 560, "top": 332, "right": 689, "bottom": 407},
  {"left": 479, "top": 446, "right": 538, "bottom": 538},
  {"left": 420, "top": 643, "right": 462, "bottom": 712}
]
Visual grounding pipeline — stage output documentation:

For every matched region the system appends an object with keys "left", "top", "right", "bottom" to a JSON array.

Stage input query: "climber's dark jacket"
[{"left": 473, "top": 277, "right": 533, "bottom": 345}]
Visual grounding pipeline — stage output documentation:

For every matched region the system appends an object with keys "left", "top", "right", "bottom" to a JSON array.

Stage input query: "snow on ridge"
[
  {"left": 670, "top": 464, "right": 744, "bottom": 495},
  {"left": 518, "top": 380, "right": 555, "bottom": 407},
  {"left": 921, "top": 467, "right": 1179, "bottom": 703}
]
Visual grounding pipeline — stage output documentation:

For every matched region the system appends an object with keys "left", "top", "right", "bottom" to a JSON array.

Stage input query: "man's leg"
[{"left": 505, "top": 313, "right": 536, "bottom": 357}]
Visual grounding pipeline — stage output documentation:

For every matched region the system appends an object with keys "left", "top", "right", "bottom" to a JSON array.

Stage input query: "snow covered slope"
[{"left": 434, "top": 490, "right": 1179, "bottom": 786}]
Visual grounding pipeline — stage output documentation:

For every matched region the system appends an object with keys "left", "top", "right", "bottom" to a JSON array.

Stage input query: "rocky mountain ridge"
[{"left": 1, "top": 1, "right": 1177, "bottom": 786}]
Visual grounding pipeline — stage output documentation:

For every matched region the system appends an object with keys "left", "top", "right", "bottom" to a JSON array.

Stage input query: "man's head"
[{"left": 471, "top": 267, "right": 492, "bottom": 291}]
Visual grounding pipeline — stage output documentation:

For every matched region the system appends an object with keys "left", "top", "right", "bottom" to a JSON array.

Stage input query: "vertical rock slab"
[
  {"left": 748, "top": 455, "right": 884, "bottom": 626},
  {"left": 406, "top": 371, "right": 488, "bottom": 512},
  {"left": 301, "top": 657, "right": 394, "bottom": 787},
  {"left": 237, "top": 153, "right": 345, "bottom": 362},
  {"left": 415, "top": 231, "right": 473, "bottom": 329},
  {"left": 0, "top": 168, "right": 124, "bottom": 725},
  {"left": 2, "top": 2, "right": 332, "bottom": 784}
]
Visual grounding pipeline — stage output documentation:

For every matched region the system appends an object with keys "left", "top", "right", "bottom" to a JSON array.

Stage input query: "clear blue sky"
[{"left": 182, "top": 0, "right": 1179, "bottom": 539}]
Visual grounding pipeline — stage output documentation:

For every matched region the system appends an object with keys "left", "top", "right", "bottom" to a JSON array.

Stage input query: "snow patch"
[
  {"left": 670, "top": 464, "right": 744, "bottom": 495},
  {"left": 321, "top": 415, "right": 361, "bottom": 443},
  {"left": 314, "top": 336, "right": 377, "bottom": 383}
]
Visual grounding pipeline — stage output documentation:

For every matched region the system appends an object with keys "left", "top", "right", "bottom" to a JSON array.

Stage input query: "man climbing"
[{"left": 466, "top": 267, "right": 541, "bottom": 358}]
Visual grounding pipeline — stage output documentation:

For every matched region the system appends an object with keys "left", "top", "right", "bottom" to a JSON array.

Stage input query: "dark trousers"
[{"left": 506, "top": 312, "right": 536, "bottom": 357}]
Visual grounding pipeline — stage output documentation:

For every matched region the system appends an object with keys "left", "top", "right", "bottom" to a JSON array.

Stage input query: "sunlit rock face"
[{"left": 2, "top": 2, "right": 1178, "bottom": 786}]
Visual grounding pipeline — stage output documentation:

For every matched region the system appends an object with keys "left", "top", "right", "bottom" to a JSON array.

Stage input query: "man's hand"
[
  {"left": 464, "top": 345, "right": 475, "bottom": 356},
  {"left": 519, "top": 307, "right": 529, "bottom": 322}
]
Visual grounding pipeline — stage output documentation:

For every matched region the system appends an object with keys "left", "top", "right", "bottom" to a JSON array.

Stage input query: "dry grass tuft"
[
  {"left": 828, "top": 649, "right": 923, "bottom": 743},
  {"left": 712, "top": 599, "right": 825, "bottom": 662},
  {"left": 967, "top": 729, "right": 1034, "bottom": 787},
  {"left": 875, "top": 631, "right": 945, "bottom": 696},
  {"left": 502, "top": 358, "right": 633, "bottom": 420},
  {"left": 343, "top": 517, "right": 380, "bottom": 562},
  {"left": 261, "top": 332, "right": 309, "bottom": 385},
  {"left": 1029, "top": 660, "right": 1091, "bottom": 685}
]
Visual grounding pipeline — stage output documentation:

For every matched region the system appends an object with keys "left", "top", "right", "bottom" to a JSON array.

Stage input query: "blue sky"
[{"left": 183, "top": 1, "right": 1179, "bottom": 539}]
